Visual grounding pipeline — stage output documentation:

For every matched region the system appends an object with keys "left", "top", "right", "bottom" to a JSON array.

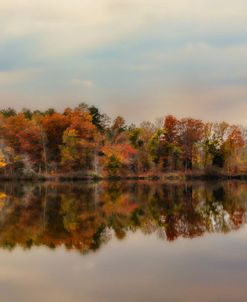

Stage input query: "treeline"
[{"left": 0, "top": 103, "right": 246, "bottom": 178}]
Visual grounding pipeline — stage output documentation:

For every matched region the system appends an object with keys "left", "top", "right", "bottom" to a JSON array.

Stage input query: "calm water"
[{"left": 0, "top": 181, "right": 247, "bottom": 302}]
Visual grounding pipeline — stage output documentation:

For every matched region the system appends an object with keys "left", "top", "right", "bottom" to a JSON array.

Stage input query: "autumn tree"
[
  {"left": 224, "top": 125, "right": 244, "bottom": 171},
  {"left": 18, "top": 125, "right": 44, "bottom": 169},
  {"left": 107, "top": 116, "right": 126, "bottom": 143},
  {"left": 60, "top": 108, "right": 97, "bottom": 171},
  {"left": 102, "top": 142, "right": 137, "bottom": 176},
  {"left": 128, "top": 127, "right": 150, "bottom": 173},
  {"left": 41, "top": 113, "right": 70, "bottom": 163},
  {"left": 177, "top": 118, "right": 205, "bottom": 170},
  {"left": 162, "top": 115, "right": 182, "bottom": 170},
  {"left": 2, "top": 114, "right": 30, "bottom": 153},
  {"left": 60, "top": 129, "right": 84, "bottom": 171},
  {"left": 0, "top": 150, "right": 6, "bottom": 169},
  {"left": 101, "top": 115, "right": 139, "bottom": 176},
  {"left": 0, "top": 114, "right": 46, "bottom": 172},
  {"left": 148, "top": 129, "right": 166, "bottom": 166},
  {"left": 128, "top": 121, "right": 156, "bottom": 173},
  {"left": 203, "top": 123, "right": 244, "bottom": 171}
]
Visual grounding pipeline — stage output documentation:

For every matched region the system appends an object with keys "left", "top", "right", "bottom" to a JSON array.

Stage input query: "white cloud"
[
  {"left": 1, "top": 0, "right": 247, "bottom": 57},
  {"left": 71, "top": 79, "right": 94, "bottom": 88},
  {"left": 0, "top": 69, "right": 42, "bottom": 86}
]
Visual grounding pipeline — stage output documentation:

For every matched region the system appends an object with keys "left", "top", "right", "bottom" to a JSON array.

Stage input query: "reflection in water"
[{"left": 0, "top": 181, "right": 246, "bottom": 253}]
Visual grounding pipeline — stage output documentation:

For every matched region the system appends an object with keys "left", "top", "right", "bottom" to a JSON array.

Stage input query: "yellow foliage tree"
[{"left": 0, "top": 150, "right": 6, "bottom": 168}]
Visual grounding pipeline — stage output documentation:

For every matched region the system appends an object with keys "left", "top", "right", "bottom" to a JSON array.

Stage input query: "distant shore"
[{"left": 1, "top": 171, "right": 247, "bottom": 182}]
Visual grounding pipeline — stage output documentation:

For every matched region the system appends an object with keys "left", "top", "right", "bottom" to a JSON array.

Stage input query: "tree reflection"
[{"left": 0, "top": 181, "right": 246, "bottom": 253}]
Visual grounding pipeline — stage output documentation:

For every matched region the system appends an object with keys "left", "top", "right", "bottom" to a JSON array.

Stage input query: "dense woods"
[{"left": 0, "top": 104, "right": 246, "bottom": 179}]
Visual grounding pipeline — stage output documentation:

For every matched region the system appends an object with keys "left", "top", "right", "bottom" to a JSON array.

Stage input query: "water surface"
[{"left": 0, "top": 181, "right": 247, "bottom": 302}]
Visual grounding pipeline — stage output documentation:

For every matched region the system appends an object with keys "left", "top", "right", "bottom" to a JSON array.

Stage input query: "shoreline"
[{"left": 1, "top": 171, "right": 247, "bottom": 182}]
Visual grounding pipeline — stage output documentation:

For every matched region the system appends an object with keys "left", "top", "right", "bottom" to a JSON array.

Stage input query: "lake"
[{"left": 0, "top": 180, "right": 247, "bottom": 302}]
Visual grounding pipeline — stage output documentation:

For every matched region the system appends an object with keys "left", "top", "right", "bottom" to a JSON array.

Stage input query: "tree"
[
  {"left": 163, "top": 115, "right": 182, "bottom": 170},
  {"left": 105, "top": 155, "right": 122, "bottom": 176},
  {"left": 203, "top": 123, "right": 244, "bottom": 170},
  {"left": 41, "top": 113, "right": 70, "bottom": 162},
  {"left": 67, "top": 108, "right": 96, "bottom": 139},
  {"left": 21, "top": 108, "right": 33, "bottom": 120},
  {"left": 164, "top": 115, "right": 179, "bottom": 144},
  {"left": 19, "top": 125, "right": 43, "bottom": 169},
  {"left": 0, "top": 108, "right": 16, "bottom": 118},
  {"left": 44, "top": 108, "right": 56, "bottom": 116},
  {"left": 222, "top": 125, "right": 244, "bottom": 171},
  {"left": 60, "top": 108, "right": 97, "bottom": 171},
  {"left": 60, "top": 129, "right": 83, "bottom": 171},
  {"left": 2, "top": 114, "right": 30, "bottom": 153},
  {"left": 128, "top": 126, "right": 153, "bottom": 173},
  {"left": 148, "top": 130, "right": 165, "bottom": 165},
  {"left": 0, "top": 150, "right": 6, "bottom": 168},
  {"left": 102, "top": 142, "right": 137, "bottom": 176},
  {"left": 128, "top": 128, "right": 143, "bottom": 149},
  {"left": 108, "top": 116, "right": 126, "bottom": 143},
  {"left": 177, "top": 118, "right": 205, "bottom": 170},
  {"left": 89, "top": 106, "right": 110, "bottom": 132}
]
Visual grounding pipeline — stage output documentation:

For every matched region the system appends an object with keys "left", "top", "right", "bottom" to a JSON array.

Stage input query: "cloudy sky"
[{"left": 1, "top": 0, "right": 247, "bottom": 124}]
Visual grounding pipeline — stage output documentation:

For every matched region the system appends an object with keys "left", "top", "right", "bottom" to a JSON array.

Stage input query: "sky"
[{"left": 0, "top": 0, "right": 247, "bottom": 125}]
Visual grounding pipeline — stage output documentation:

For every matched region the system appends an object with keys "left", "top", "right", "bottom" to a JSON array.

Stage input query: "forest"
[{"left": 0, "top": 103, "right": 246, "bottom": 179}]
